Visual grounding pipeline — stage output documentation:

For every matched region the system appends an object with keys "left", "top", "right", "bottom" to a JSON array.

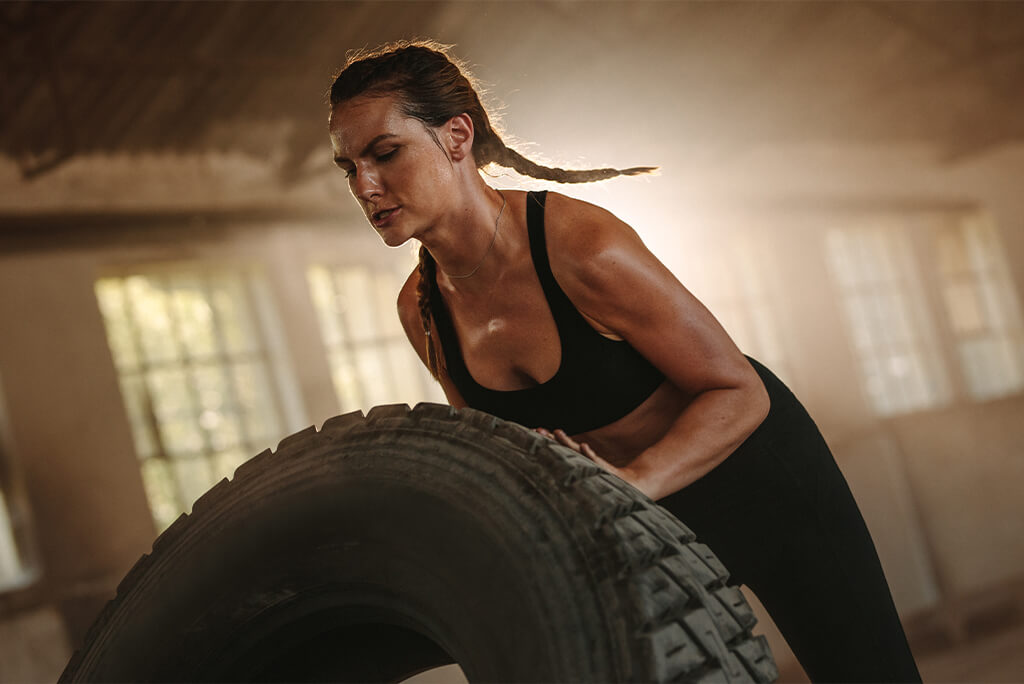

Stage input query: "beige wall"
[{"left": 0, "top": 252, "right": 154, "bottom": 585}]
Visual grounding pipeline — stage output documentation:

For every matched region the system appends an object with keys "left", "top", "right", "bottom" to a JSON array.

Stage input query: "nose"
[{"left": 352, "top": 167, "right": 382, "bottom": 202}]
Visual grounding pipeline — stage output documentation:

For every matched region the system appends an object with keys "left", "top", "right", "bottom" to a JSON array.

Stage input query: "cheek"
[
  {"left": 401, "top": 162, "right": 450, "bottom": 202},
  {"left": 407, "top": 144, "right": 454, "bottom": 181}
]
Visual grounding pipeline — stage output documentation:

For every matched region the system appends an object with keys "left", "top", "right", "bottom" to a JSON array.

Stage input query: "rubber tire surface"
[{"left": 60, "top": 403, "right": 777, "bottom": 683}]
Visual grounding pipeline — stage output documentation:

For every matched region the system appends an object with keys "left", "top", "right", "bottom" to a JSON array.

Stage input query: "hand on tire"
[{"left": 535, "top": 428, "right": 648, "bottom": 496}]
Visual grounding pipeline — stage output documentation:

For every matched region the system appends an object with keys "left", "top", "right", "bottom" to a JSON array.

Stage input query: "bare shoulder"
[
  {"left": 541, "top": 191, "right": 664, "bottom": 311},
  {"left": 542, "top": 191, "right": 646, "bottom": 260},
  {"left": 397, "top": 267, "right": 425, "bottom": 343}
]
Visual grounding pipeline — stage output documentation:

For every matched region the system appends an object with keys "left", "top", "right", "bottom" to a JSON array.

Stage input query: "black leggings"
[{"left": 659, "top": 357, "right": 921, "bottom": 683}]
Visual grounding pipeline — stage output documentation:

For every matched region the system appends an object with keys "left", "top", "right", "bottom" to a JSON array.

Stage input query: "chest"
[{"left": 445, "top": 278, "right": 562, "bottom": 391}]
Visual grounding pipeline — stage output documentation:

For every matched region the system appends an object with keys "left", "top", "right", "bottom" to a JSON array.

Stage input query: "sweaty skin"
[{"left": 331, "top": 95, "right": 769, "bottom": 501}]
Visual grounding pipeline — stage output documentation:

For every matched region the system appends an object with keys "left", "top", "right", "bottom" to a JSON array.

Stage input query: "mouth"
[{"left": 371, "top": 206, "right": 400, "bottom": 225}]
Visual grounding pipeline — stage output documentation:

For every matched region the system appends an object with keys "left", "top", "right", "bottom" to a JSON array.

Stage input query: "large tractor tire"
[{"left": 60, "top": 403, "right": 776, "bottom": 683}]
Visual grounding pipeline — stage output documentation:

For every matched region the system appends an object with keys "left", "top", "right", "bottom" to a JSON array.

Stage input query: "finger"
[
  {"left": 579, "top": 445, "right": 622, "bottom": 480},
  {"left": 553, "top": 429, "right": 581, "bottom": 451},
  {"left": 580, "top": 443, "right": 609, "bottom": 467},
  {"left": 535, "top": 427, "right": 554, "bottom": 439}
]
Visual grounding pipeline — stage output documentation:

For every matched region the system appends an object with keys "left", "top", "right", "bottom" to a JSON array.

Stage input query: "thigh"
[
  {"left": 747, "top": 446, "right": 921, "bottom": 683},
  {"left": 658, "top": 360, "right": 920, "bottom": 683}
]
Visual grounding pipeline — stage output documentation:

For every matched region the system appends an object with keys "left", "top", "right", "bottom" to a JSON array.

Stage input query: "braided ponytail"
[
  {"left": 330, "top": 40, "right": 656, "bottom": 382},
  {"left": 488, "top": 141, "right": 656, "bottom": 184},
  {"left": 414, "top": 245, "right": 442, "bottom": 380}
]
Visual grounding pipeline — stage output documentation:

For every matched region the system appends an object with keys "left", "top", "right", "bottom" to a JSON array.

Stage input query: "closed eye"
[
  {"left": 335, "top": 162, "right": 355, "bottom": 179},
  {"left": 336, "top": 145, "right": 398, "bottom": 179}
]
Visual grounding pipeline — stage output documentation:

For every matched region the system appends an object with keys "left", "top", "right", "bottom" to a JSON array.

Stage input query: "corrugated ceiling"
[{"left": 1, "top": 1, "right": 1022, "bottom": 182}]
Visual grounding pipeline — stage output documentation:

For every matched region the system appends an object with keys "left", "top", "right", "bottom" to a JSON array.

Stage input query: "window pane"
[
  {"left": 826, "top": 224, "right": 949, "bottom": 415},
  {"left": 233, "top": 361, "right": 280, "bottom": 443},
  {"left": 354, "top": 346, "right": 396, "bottom": 407},
  {"left": 147, "top": 368, "right": 197, "bottom": 426},
  {"left": 385, "top": 340, "right": 433, "bottom": 401},
  {"left": 978, "top": 277, "right": 1014, "bottom": 331},
  {"left": 193, "top": 364, "right": 229, "bottom": 413},
  {"left": 170, "top": 276, "right": 217, "bottom": 359},
  {"left": 160, "top": 418, "right": 205, "bottom": 457},
  {"left": 207, "top": 413, "right": 242, "bottom": 452},
  {"left": 118, "top": 374, "right": 158, "bottom": 460},
  {"left": 337, "top": 269, "right": 376, "bottom": 343},
  {"left": 96, "top": 269, "right": 291, "bottom": 532},
  {"left": 172, "top": 457, "right": 215, "bottom": 507},
  {"left": 329, "top": 350, "right": 364, "bottom": 411},
  {"left": 935, "top": 216, "right": 1024, "bottom": 400},
  {"left": 308, "top": 267, "right": 344, "bottom": 347},
  {"left": 96, "top": 280, "right": 139, "bottom": 370},
  {"left": 374, "top": 271, "right": 405, "bottom": 337},
  {"left": 310, "top": 263, "right": 444, "bottom": 412},
  {"left": 0, "top": 485, "right": 33, "bottom": 590},
  {"left": 126, "top": 277, "right": 180, "bottom": 364},
  {"left": 959, "top": 336, "right": 1023, "bottom": 400},
  {"left": 682, "top": 234, "right": 795, "bottom": 388},
  {"left": 209, "top": 273, "right": 258, "bottom": 354},
  {"left": 213, "top": 448, "right": 249, "bottom": 481},
  {"left": 139, "top": 458, "right": 180, "bottom": 532}
]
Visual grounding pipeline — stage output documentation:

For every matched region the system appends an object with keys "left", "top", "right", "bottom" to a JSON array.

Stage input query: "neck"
[{"left": 422, "top": 181, "right": 508, "bottom": 291}]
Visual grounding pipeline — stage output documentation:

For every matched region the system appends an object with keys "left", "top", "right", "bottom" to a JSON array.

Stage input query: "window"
[
  {"left": 825, "top": 223, "right": 952, "bottom": 416},
  {"left": 0, "top": 382, "right": 38, "bottom": 593},
  {"left": 96, "top": 268, "right": 299, "bottom": 532},
  {"left": 308, "top": 264, "right": 444, "bottom": 412},
  {"left": 935, "top": 215, "right": 1024, "bottom": 400},
  {"left": 825, "top": 213, "right": 1024, "bottom": 415},
  {"left": 687, "top": 233, "right": 796, "bottom": 388},
  {"left": 0, "top": 487, "right": 33, "bottom": 592}
]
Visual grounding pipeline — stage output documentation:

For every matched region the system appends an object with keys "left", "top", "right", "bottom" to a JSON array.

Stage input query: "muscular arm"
[
  {"left": 397, "top": 269, "right": 468, "bottom": 408},
  {"left": 544, "top": 193, "right": 770, "bottom": 500}
]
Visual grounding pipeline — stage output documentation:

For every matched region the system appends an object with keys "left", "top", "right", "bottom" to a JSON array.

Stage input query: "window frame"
[
  {"left": 824, "top": 208, "right": 1024, "bottom": 417},
  {"left": 94, "top": 259, "right": 305, "bottom": 531},
  {"left": 307, "top": 254, "right": 445, "bottom": 414}
]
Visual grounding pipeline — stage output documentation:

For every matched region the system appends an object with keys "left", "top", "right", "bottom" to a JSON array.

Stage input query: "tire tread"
[{"left": 59, "top": 403, "right": 775, "bottom": 684}]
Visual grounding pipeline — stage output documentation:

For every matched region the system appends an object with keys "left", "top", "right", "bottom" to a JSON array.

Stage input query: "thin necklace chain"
[{"left": 444, "top": 189, "right": 507, "bottom": 280}]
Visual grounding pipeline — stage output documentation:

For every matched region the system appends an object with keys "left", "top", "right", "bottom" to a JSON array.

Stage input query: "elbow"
[
  {"left": 742, "top": 374, "right": 771, "bottom": 438},
  {"left": 716, "top": 363, "right": 769, "bottom": 449}
]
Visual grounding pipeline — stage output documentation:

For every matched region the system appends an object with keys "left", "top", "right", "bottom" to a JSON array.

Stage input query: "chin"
[
  {"left": 379, "top": 235, "right": 410, "bottom": 248},
  {"left": 376, "top": 226, "right": 414, "bottom": 248}
]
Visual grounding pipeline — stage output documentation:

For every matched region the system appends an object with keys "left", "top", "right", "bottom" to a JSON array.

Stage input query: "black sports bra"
[{"left": 428, "top": 190, "right": 666, "bottom": 434}]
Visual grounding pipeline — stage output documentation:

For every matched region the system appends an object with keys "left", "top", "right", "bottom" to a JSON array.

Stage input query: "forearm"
[{"left": 626, "top": 385, "right": 768, "bottom": 500}]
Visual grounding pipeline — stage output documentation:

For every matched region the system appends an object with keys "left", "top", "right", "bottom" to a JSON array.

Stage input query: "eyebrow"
[{"left": 334, "top": 133, "right": 399, "bottom": 167}]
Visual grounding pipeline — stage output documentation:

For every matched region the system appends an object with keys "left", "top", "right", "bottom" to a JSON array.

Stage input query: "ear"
[{"left": 444, "top": 113, "right": 475, "bottom": 163}]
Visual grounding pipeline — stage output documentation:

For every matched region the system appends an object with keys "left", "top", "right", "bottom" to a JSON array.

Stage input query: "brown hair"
[{"left": 329, "top": 40, "right": 655, "bottom": 380}]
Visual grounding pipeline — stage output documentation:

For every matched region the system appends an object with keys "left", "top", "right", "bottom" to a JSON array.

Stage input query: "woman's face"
[{"left": 329, "top": 94, "right": 457, "bottom": 247}]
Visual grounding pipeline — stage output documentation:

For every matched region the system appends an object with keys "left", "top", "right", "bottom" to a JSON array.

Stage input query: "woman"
[{"left": 327, "top": 41, "right": 921, "bottom": 683}]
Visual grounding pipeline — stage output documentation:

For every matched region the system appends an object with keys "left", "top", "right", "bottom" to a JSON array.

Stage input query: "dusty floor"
[
  {"left": 774, "top": 627, "right": 1024, "bottom": 683},
  {"left": 776, "top": 615, "right": 1024, "bottom": 683},
  {"left": 6, "top": 602, "right": 1022, "bottom": 683},
  {"left": 404, "top": 616, "right": 1024, "bottom": 683},
  {"left": 916, "top": 623, "right": 1024, "bottom": 683},
  {"left": 753, "top": 573, "right": 1024, "bottom": 684},
  {"left": 404, "top": 623, "right": 1024, "bottom": 684}
]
